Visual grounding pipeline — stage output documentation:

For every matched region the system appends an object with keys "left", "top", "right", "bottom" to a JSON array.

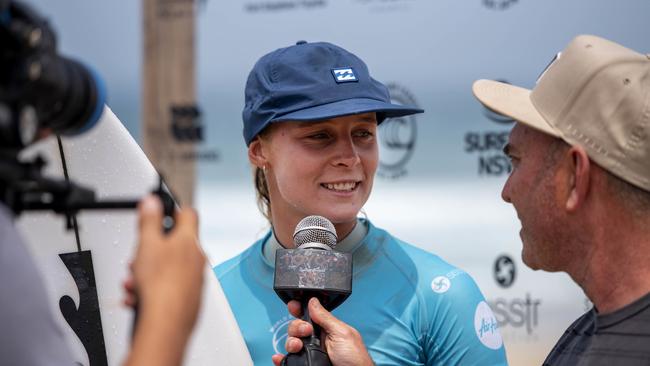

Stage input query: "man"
[
  {"left": 472, "top": 34, "right": 650, "bottom": 365},
  {"left": 279, "top": 35, "right": 650, "bottom": 365}
]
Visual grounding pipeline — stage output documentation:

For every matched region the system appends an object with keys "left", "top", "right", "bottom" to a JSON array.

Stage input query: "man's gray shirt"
[
  {"left": 0, "top": 204, "right": 75, "bottom": 365},
  {"left": 544, "top": 291, "right": 650, "bottom": 365}
]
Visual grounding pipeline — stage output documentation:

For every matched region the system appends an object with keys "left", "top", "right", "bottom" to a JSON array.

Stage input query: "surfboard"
[{"left": 16, "top": 106, "right": 253, "bottom": 366}]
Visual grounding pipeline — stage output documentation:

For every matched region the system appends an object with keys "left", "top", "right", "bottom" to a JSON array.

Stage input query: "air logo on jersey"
[
  {"left": 332, "top": 67, "right": 358, "bottom": 83},
  {"left": 474, "top": 301, "right": 503, "bottom": 350},
  {"left": 431, "top": 276, "right": 451, "bottom": 294}
]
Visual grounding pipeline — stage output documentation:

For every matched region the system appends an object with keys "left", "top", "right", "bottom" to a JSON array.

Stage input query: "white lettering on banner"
[
  {"left": 431, "top": 276, "right": 451, "bottom": 294},
  {"left": 488, "top": 294, "right": 542, "bottom": 335},
  {"left": 474, "top": 301, "right": 503, "bottom": 350}
]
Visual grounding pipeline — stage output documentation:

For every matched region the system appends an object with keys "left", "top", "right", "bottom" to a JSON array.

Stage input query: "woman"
[{"left": 215, "top": 41, "right": 507, "bottom": 365}]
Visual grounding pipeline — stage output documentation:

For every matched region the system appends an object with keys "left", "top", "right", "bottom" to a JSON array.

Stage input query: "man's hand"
[
  {"left": 123, "top": 195, "right": 206, "bottom": 366},
  {"left": 272, "top": 298, "right": 374, "bottom": 366}
]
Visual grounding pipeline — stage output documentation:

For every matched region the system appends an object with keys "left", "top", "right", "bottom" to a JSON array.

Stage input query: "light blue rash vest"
[{"left": 214, "top": 220, "right": 508, "bottom": 365}]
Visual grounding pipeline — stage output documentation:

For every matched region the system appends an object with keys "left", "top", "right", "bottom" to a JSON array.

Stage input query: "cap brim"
[
  {"left": 472, "top": 79, "right": 561, "bottom": 137},
  {"left": 271, "top": 98, "right": 424, "bottom": 123}
]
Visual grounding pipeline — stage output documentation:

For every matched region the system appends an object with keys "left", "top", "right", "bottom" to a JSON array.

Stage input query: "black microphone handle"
[
  {"left": 301, "top": 298, "right": 322, "bottom": 347},
  {"left": 281, "top": 297, "right": 332, "bottom": 366}
]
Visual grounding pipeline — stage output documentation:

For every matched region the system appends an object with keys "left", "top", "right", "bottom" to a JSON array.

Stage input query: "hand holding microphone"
[
  {"left": 272, "top": 297, "right": 374, "bottom": 366},
  {"left": 273, "top": 216, "right": 373, "bottom": 366}
]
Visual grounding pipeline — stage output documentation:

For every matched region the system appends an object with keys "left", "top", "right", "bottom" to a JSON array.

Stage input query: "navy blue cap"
[{"left": 242, "top": 41, "right": 424, "bottom": 145}]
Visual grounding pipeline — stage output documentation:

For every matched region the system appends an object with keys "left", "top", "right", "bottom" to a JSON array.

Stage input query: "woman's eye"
[
  {"left": 308, "top": 132, "right": 329, "bottom": 140},
  {"left": 354, "top": 130, "right": 374, "bottom": 138}
]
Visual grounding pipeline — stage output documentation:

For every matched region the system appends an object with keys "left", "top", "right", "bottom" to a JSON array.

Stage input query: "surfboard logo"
[
  {"left": 59, "top": 250, "right": 109, "bottom": 366},
  {"left": 54, "top": 136, "right": 109, "bottom": 365}
]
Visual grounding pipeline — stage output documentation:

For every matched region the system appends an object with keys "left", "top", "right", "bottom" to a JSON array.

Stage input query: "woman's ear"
[{"left": 248, "top": 137, "right": 268, "bottom": 168}]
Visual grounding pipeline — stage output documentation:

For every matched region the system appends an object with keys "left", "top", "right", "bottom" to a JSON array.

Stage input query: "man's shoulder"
[
  {"left": 599, "top": 291, "right": 650, "bottom": 332},
  {"left": 544, "top": 293, "right": 650, "bottom": 365}
]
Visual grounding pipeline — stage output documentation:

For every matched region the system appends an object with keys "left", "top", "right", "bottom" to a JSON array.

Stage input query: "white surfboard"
[{"left": 16, "top": 106, "right": 252, "bottom": 366}]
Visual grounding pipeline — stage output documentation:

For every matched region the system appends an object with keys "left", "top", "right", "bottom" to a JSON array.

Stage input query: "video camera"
[
  {"left": 0, "top": 0, "right": 104, "bottom": 149},
  {"left": 0, "top": 1, "right": 174, "bottom": 228}
]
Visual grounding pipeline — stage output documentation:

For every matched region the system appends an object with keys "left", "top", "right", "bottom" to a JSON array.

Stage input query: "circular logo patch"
[
  {"left": 271, "top": 318, "right": 292, "bottom": 354},
  {"left": 431, "top": 276, "right": 451, "bottom": 294},
  {"left": 474, "top": 301, "right": 503, "bottom": 350}
]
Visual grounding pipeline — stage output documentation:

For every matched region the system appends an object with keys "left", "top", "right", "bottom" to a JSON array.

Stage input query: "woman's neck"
[{"left": 272, "top": 217, "right": 357, "bottom": 248}]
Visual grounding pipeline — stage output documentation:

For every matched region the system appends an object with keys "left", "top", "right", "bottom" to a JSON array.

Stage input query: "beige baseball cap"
[{"left": 473, "top": 35, "right": 650, "bottom": 192}]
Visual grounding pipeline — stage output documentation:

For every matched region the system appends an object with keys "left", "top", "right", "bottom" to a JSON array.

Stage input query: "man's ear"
[
  {"left": 566, "top": 146, "right": 591, "bottom": 212},
  {"left": 248, "top": 137, "right": 268, "bottom": 168}
]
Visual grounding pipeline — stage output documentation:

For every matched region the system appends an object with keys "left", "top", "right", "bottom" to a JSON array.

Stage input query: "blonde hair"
[
  {"left": 250, "top": 127, "right": 275, "bottom": 224},
  {"left": 253, "top": 165, "right": 272, "bottom": 223}
]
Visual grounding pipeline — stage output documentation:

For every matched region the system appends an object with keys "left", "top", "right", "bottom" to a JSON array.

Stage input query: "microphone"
[{"left": 274, "top": 215, "right": 353, "bottom": 366}]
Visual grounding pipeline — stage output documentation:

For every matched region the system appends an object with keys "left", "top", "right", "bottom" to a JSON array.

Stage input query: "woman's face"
[{"left": 251, "top": 112, "right": 378, "bottom": 231}]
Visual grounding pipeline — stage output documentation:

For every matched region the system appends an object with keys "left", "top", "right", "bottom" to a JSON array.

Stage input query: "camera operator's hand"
[
  {"left": 271, "top": 298, "right": 374, "bottom": 366},
  {"left": 123, "top": 195, "right": 206, "bottom": 366}
]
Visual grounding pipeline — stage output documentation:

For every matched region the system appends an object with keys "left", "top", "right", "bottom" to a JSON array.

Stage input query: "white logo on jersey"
[
  {"left": 270, "top": 316, "right": 292, "bottom": 354},
  {"left": 474, "top": 301, "right": 503, "bottom": 350},
  {"left": 431, "top": 276, "right": 451, "bottom": 294},
  {"left": 332, "top": 68, "right": 358, "bottom": 83}
]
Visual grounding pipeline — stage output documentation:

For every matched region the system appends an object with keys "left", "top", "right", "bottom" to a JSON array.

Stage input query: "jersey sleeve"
[{"left": 419, "top": 267, "right": 508, "bottom": 366}]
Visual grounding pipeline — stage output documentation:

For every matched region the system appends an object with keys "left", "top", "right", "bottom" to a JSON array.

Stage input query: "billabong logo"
[
  {"left": 332, "top": 68, "right": 358, "bottom": 83},
  {"left": 474, "top": 301, "right": 503, "bottom": 350},
  {"left": 431, "top": 276, "right": 451, "bottom": 294},
  {"left": 494, "top": 254, "right": 516, "bottom": 288}
]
